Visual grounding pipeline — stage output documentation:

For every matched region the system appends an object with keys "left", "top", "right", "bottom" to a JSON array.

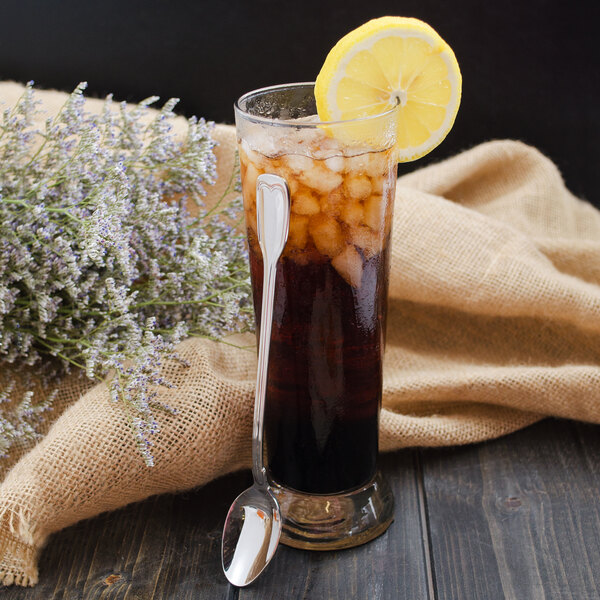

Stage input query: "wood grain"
[
  {"left": 1, "top": 419, "right": 599, "bottom": 599},
  {"left": 0, "top": 449, "right": 430, "bottom": 599},
  {"left": 421, "top": 419, "right": 600, "bottom": 600},
  {"left": 0, "top": 470, "right": 254, "bottom": 600}
]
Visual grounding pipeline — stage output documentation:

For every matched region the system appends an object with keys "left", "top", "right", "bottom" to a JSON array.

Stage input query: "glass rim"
[{"left": 234, "top": 82, "right": 399, "bottom": 128}]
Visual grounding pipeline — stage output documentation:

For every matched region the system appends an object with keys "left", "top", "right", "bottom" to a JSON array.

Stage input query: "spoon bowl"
[{"left": 222, "top": 486, "right": 281, "bottom": 587}]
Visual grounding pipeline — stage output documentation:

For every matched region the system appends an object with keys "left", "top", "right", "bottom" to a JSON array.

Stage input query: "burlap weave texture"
[{"left": 0, "top": 82, "right": 599, "bottom": 586}]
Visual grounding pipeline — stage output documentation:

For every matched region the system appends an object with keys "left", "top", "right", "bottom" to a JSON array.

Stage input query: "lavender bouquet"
[{"left": 0, "top": 83, "right": 252, "bottom": 464}]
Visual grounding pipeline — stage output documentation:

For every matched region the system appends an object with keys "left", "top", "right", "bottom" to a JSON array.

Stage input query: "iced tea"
[{"left": 239, "top": 123, "right": 396, "bottom": 494}]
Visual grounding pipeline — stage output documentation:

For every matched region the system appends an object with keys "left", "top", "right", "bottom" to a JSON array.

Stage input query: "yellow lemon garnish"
[{"left": 315, "top": 16, "right": 462, "bottom": 162}]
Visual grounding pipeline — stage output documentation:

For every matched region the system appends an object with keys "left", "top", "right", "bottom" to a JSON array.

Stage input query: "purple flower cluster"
[{"left": 0, "top": 83, "right": 252, "bottom": 464}]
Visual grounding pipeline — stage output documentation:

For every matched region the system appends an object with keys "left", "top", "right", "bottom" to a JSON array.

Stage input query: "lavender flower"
[{"left": 0, "top": 83, "right": 252, "bottom": 464}]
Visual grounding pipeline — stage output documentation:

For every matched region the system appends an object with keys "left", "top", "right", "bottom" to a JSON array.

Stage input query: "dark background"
[{"left": 0, "top": 0, "right": 598, "bottom": 205}]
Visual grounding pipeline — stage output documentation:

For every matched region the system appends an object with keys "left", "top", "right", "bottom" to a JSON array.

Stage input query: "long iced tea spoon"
[{"left": 221, "top": 173, "right": 290, "bottom": 587}]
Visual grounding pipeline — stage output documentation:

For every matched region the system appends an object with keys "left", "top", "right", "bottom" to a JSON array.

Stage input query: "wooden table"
[{"left": 1, "top": 418, "right": 598, "bottom": 599}]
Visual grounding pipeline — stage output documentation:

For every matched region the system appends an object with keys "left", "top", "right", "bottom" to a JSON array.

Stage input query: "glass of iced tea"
[{"left": 235, "top": 83, "right": 397, "bottom": 550}]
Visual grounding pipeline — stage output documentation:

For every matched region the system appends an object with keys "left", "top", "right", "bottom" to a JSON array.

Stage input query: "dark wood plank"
[
  {"left": 6, "top": 418, "right": 598, "bottom": 599},
  {"left": 0, "top": 470, "right": 254, "bottom": 600},
  {"left": 238, "top": 450, "right": 431, "bottom": 600},
  {"left": 0, "top": 449, "right": 429, "bottom": 599},
  {"left": 421, "top": 419, "right": 600, "bottom": 600}
]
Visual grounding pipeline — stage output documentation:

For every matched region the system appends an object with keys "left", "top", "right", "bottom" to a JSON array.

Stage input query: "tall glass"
[{"left": 235, "top": 83, "right": 397, "bottom": 550}]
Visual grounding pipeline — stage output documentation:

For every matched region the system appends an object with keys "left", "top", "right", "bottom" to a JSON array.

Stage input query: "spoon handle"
[{"left": 253, "top": 174, "right": 290, "bottom": 487}]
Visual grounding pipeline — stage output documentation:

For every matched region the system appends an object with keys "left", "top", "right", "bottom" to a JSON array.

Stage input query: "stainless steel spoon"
[{"left": 221, "top": 173, "right": 290, "bottom": 587}]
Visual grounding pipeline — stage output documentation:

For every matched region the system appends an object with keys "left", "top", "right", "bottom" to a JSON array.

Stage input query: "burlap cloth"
[{"left": 0, "top": 82, "right": 599, "bottom": 586}]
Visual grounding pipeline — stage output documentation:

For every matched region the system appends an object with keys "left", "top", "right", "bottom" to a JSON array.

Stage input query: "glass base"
[{"left": 269, "top": 471, "right": 394, "bottom": 551}]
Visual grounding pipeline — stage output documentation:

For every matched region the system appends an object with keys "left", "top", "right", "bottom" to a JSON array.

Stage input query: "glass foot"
[{"left": 269, "top": 471, "right": 394, "bottom": 551}]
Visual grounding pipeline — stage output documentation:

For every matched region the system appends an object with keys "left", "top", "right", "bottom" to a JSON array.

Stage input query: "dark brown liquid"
[{"left": 249, "top": 241, "right": 390, "bottom": 494}]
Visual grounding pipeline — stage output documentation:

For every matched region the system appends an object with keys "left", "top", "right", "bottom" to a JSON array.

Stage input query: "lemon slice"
[{"left": 315, "top": 16, "right": 461, "bottom": 162}]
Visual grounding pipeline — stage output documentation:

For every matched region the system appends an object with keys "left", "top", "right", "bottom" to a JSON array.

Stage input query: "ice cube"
[
  {"left": 292, "top": 191, "right": 321, "bottom": 216},
  {"left": 369, "top": 173, "right": 385, "bottom": 196},
  {"left": 363, "top": 194, "right": 386, "bottom": 232},
  {"left": 299, "top": 165, "right": 343, "bottom": 194},
  {"left": 324, "top": 156, "right": 345, "bottom": 173},
  {"left": 350, "top": 225, "right": 382, "bottom": 258},
  {"left": 246, "top": 124, "right": 281, "bottom": 160},
  {"left": 309, "top": 214, "right": 344, "bottom": 258},
  {"left": 241, "top": 138, "right": 269, "bottom": 169},
  {"left": 344, "top": 153, "right": 370, "bottom": 174},
  {"left": 332, "top": 244, "right": 364, "bottom": 288},
  {"left": 287, "top": 215, "right": 309, "bottom": 251},
  {"left": 344, "top": 174, "right": 372, "bottom": 200},
  {"left": 340, "top": 201, "right": 364, "bottom": 227},
  {"left": 365, "top": 152, "right": 388, "bottom": 178},
  {"left": 287, "top": 176, "right": 301, "bottom": 195},
  {"left": 320, "top": 188, "right": 344, "bottom": 216},
  {"left": 309, "top": 130, "right": 342, "bottom": 159},
  {"left": 284, "top": 153, "right": 314, "bottom": 174}
]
